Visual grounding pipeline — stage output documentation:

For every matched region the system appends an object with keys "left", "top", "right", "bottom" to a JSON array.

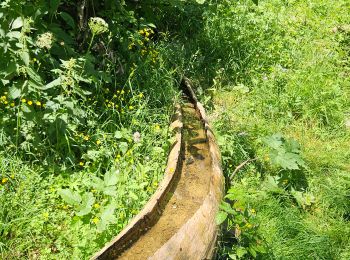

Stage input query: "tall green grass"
[{"left": 207, "top": 0, "right": 350, "bottom": 259}]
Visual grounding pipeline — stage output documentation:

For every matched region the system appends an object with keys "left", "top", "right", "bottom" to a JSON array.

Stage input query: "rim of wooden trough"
[{"left": 91, "top": 77, "right": 224, "bottom": 259}]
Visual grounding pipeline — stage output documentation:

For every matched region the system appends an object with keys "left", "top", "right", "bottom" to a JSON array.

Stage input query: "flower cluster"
[
  {"left": 0, "top": 93, "right": 43, "bottom": 109},
  {"left": 88, "top": 17, "right": 109, "bottom": 35},
  {"left": 36, "top": 32, "right": 54, "bottom": 49},
  {"left": 128, "top": 27, "right": 155, "bottom": 52}
]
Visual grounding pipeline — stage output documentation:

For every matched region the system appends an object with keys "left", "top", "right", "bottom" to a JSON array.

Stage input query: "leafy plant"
[
  {"left": 217, "top": 188, "right": 268, "bottom": 259},
  {"left": 59, "top": 189, "right": 95, "bottom": 216},
  {"left": 264, "top": 133, "right": 306, "bottom": 171}
]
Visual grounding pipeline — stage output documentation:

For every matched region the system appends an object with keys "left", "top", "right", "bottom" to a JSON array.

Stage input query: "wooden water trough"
[{"left": 92, "top": 77, "right": 224, "bottom": 260}]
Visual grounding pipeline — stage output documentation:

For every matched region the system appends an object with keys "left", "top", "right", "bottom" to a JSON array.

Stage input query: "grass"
[
  {"left": 0, "top": 4, "right": 180, "bottom": 257},
  {"left": 209, "top": 0, "right": 350, "bottom": 259},
  {"left": 1, "top": 0, "right": 349, "bottom": 259}
]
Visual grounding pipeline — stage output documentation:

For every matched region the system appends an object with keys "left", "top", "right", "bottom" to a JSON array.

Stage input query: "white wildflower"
[
  {"left": 36, "top": 32, "right": 54, "bottom": 49},
  {"left": 88, "top": 17, "right": 109, "bottom": 35},
  {"left": 133, "top": 132, "right": 141, "bottom": 143}
]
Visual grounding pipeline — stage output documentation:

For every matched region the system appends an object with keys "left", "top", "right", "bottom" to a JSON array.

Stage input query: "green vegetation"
[
  {"left": 212, "top": 0, "right": 350, "bottom": 259},
  {"left": 0, "top": 0, "right": 178, "bottom": 258},
  {"left": 1, "top": 0, "right": 349, "bottom": 259}
]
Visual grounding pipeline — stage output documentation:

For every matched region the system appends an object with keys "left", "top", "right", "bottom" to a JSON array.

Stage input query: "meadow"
[{"left": 0, "top": 0, "right": 349, "bottom": 259}]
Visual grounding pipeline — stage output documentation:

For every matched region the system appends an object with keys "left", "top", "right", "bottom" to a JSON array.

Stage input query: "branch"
[{"left": 229, "top": 158, "right": 257, "bottom": 182}]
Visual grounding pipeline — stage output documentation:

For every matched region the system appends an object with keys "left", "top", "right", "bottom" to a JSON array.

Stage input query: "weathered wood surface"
[
  {"left": 91, "top": 105, "right": 183, "bottom": 259},
  {"left": 92, "top": 78, "right": 224, "bottom": 260}
]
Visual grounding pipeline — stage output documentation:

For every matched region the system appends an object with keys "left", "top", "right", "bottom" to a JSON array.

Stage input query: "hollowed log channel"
[
  {"left": 119, "top": 103, "right": 211, "bottom": 259},
  {"left": 92, "top": 80, "right": 224, "bottom": 260}
]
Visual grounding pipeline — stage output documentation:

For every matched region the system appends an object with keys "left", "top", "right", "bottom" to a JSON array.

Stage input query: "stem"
[
  {"left": 87, "top": 33, "right": 95, "bottom": 54},
  {"left": 229, "top": 158, "right": 257, "bottom": 182},
  {"left": 80, "top": 33, "right": 95, "bottom": 77},
  {"left": 16, "top": 80, "right": 28, "bottom": 154}
]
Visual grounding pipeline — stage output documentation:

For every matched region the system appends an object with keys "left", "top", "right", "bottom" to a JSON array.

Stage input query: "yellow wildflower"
[
  {"left": 245, "top": 223, "right": 253, "bottom": 229},
  {"left": 27, "top": 100, "right": 33, "bottom": 106},
  {"left": 79, "top": 161, "right": 84, "bottom": 166},
  {"left": 96, "top": 140, "right": 101, "bottom": 145},
  {"left": 36, "top": 101, "right": 41, "bottom": 106},
  {"left": 84, "top": 136, "right": 89, "bottom": 141},
  {"left": 1, "top": 177, "right": 8, "bottom": 184},
  {"left": 129, "top": 105, "right": 134, "bottom": 110},
  {"left": 92, "top": 217, "right": 99, "bottom": 224},
  {"left": 93, "top": 203, "right": 100, "bottom": 209},
  {"left": 10, "top": 102, "right": 15, "bottom": 107}
]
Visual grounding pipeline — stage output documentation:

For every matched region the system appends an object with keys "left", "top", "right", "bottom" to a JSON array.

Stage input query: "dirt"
[{"left": 118, "top": 103, "right": 212, "bottom": 259}]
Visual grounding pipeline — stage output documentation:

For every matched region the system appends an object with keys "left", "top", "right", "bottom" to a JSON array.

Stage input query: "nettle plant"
[
  {"left": 217, "top": 188, "right": 268, "bottom": 259},
  {"left": 0, "top": 2, "right": 116, "bottom": 163},
  {"left": 263, "top": 134, "right": 315, "bottom": 210},
  {"left": 216, "top": 133, "right": 313, "bottom": 259}
]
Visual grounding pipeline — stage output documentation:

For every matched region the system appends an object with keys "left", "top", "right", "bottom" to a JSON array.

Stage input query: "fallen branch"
[{"left": 229, "top": 158, "right": 257, "bottom": 181}]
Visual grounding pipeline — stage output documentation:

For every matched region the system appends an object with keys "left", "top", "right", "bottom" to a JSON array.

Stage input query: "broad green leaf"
[
  {"left": 248, "top": 246, "right": 257, "bottom": 258},
  {"left": 91, "top": 176, "right": 105, "bottom": 191},
  {"left": 119, "top": 142, "right": 128, "bottom": 155},
  {"left": 76, "top": 192, "right": 95, "bottom": 216},
  {"left": 256, "top": 244, "right": 267, "bottom": 253},
  {"left": 236, "top": 247, "right": 248, "bottom": 258},
  {"left": 9, "top": 86, "right": 21, "bottom": 99},
  {"left": 219, "top": 201, "right": 235, "bottom": 214},
  {"left": 96, "top": 204, "right": 117, "bottom": 232},
  {"left": 43, "top": 78, "right": 61, "bottom": 90},
  {"left": 264, "top": 134, "right": 283, "bottom": 150},
  {"left": 11, "top": 17, "right": 23, "bottom": 29},
  {"left": 114, "top": 131, "right": 122, "bottom": 139},
  {"left": 26, "top": 67, "right": 43, "bottom": 85},
  {"left": 58, "top": 189, "right": 81, "bottom": 205},
  {"left": 104, "top": 169, "right": 119, "bottom": 186},
  {"left": 102, "top": 186, "right": 117, "bottom": 196},
  {"left": 83, "top": 150, "right": 101, "bottom": 162},
  {"left": 196, "top": 0, "right": 205, "bottom": 4},
  {"left": 21, "top": 103, "right": 32, "bottom": 113},
  {"left": 50, "top": 0, "right": 61, "bottom": 13},
  {"left": 60, "top": 12, "right": 75, "bottom": 29},
  {"left": 20, "top": 51, "right": 30, "bottom": 66},
  {"left": 6, "top": 31, "right": 21, "bottom": 39},
  {"left": 271, "top": 151, "right": 301, "bottom": 170},
  {"left": 216, "top": 211, "right": 228, "bottom": 225}
]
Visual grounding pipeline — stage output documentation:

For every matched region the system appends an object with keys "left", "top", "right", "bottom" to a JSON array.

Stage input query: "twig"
[{"left": 229, "top": 158, "right": 257, "bottom": 181}]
